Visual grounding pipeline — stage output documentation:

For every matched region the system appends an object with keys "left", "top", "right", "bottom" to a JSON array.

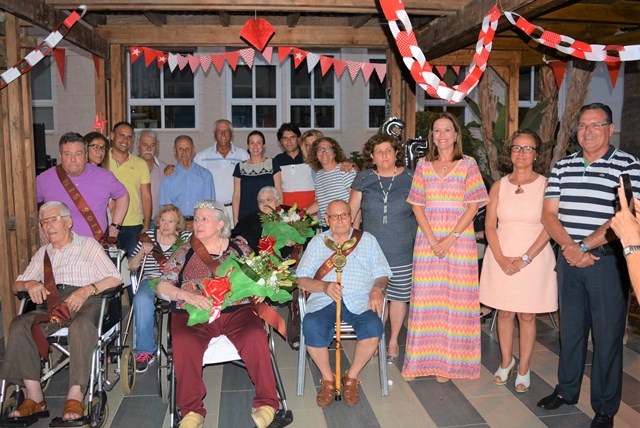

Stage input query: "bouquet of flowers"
[
  {"left": 260, "top": 204, "right": 318, "bottom": 256},
  {"left": 184, "top": 248, "right": 296, "bottom": 326}
]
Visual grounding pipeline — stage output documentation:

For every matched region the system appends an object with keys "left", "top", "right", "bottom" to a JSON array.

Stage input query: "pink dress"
[{"left": 479, "top": 175, "right": 558, "bottom": 313}]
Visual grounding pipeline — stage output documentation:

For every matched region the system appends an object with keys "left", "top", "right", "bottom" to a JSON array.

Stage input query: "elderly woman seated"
[{"left": 156, "top": 200, "right": 279, "bottom": 428}]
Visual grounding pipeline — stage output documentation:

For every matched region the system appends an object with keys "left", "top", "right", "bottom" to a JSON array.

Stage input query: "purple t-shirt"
[{"left": 37, "top": 164, "right": 128, "bottom": 238}]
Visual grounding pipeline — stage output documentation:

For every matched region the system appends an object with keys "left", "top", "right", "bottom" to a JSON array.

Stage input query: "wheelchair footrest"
[
  {"left": 268, "top": 409, "right": 293, "bottom": 428},
  {"left": 48, "top": 416, "right": 86, "bottom": 427},
  {"left": 0, "top": 415, "right": 40, "bottom": 428}
]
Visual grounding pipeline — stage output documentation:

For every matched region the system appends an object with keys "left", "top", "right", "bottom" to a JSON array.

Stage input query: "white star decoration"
[
  {"left": 295, "top": 52, "right": 303, "bottom": 60},
  {"left": 132, "top": 48, "right": 140, "bottom": 56}
]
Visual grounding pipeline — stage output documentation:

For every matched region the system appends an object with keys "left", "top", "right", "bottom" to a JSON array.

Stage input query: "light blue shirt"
[
  {"left": 159, "top": 162, "right": 215, "bottom": 217},
  {"left": 194, "top": 143, "right": 249, "bottom": 204},
  {"left": 296, "top": 229, "right": 392, "bottom": 314}
]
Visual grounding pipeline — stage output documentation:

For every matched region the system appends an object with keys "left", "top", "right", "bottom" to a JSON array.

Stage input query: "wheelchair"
[
  {"left": 0, "top": 249, "right": 136, "bottom": 428},
  {"left": 153, "top": 302, "right": 294, "bottom": 428}
]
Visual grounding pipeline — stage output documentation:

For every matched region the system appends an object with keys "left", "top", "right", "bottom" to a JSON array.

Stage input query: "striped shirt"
[
  {"left": 131, "top": 230, "right": 192, "bottom": 280},
  {"left": 17, "top": 233, "right": 121, "bottom": 286},
  {"left": 545, "top": 146, "right": 640, "bottom": 241},
  {"left": 194, "top": 143, "right": 249, "bottom": 204},
  {"left": 315, "top": 164, "right": 356, "bottom": 226}
]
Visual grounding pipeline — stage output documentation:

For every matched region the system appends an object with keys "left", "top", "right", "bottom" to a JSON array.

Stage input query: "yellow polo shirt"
[{"left": 108, "top": 151, "right": 150, "bottom": 226}]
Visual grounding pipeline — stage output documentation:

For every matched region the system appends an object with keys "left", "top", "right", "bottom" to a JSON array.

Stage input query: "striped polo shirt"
[
  {"left": 315, "top": 164, "right": 356, "bottom": 227},
  {"left": 545, "top": 145, "right": 640, "bottom": 241},
  {"left": 194, "top": 143, "right": 249, "bottom": 204}
]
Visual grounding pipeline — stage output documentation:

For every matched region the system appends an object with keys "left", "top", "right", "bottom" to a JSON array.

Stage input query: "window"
[
  {"left": 518, "top": 66, "right": 541, "bottom": 124},
  {"left": 416, "top": 66, "right": 468, "bottom": 124},
  {"left": 368, "top": 54, "right": 386, "bottom": 129},
  {"left": 31, "top": 56, "right": 54, "bottom": 131},
  {"left": 288, "top": 53, "right": 339, "bottom": 129},
  {"left": 128, "top": 50, "right": 197, "bottom": 129},
  {"left": 228, "top": 55, "right": 279, "bottom": 128}
]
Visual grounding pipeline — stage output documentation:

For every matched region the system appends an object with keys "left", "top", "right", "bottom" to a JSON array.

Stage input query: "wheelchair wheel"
[
  {"left": 40, "top": 351, "right": 54, "bottom": 393},
  {"left": 89, "top": 390, "right": 108, "bottom": 428},
  {"left": 121, "top": 347, "right": 136, "bottom": 395}
]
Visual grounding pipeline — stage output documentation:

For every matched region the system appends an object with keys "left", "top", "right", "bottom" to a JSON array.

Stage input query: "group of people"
[{"left": 1, "top": 102, "right": 638, "bottom": 428}]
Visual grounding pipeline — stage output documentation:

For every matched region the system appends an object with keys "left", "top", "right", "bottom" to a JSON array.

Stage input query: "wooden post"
[
  {"left": 108, "top": 44, "right": 126, "bottom": 128},
  {"left": 94, "top": 55, "right": 108, "bottom": 130},
  {"left": 493, "top": 51, "right": 521, "bottom": 139},
  {"left": 387, "top": 49, "right": 416, "bottom": 140}
]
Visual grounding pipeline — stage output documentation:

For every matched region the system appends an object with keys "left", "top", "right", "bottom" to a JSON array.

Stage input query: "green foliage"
[{"left": 349, "top": 151, "right": 363, "bottom": 170}]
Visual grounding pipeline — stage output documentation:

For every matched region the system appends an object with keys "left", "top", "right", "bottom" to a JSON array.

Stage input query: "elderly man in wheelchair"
[
  {"left": 296, "top": 200, "right": 391, "bottom": 407},
  {"left": 0, "top": 201, "right": 121, "bottom": 426}
]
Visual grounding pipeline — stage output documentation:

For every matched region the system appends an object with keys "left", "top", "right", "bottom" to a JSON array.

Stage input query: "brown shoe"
[
  {"left": 316, "top": 379, "right": 335, "bottom": 407},
  {"left": 342, "top": 373, "right": 361, "bottom": 406}
]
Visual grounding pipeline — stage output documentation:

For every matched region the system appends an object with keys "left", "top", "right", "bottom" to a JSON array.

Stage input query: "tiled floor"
[{"left": 1, "top": 312, "right": 639, "bottom": 428}]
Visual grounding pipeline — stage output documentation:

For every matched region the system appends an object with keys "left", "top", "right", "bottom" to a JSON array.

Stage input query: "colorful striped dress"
[{"left": 402, "top": 155, "right": 488, "bottom": 380}]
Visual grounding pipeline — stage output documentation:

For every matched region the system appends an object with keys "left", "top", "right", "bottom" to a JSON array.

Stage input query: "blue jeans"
[
  {"left": 118, "top": 224, "right": 143, "bottom": 258},
  {"left": 134, "top": 277, "right": 157, "bottom": 354}
]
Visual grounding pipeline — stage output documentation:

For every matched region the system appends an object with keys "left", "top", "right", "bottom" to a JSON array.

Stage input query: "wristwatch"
[
  {"left": 91, "top": 284, "right": 100, "bottom": 296},
  {"left": 110, "top": 222, "right": 122, "bottom": 230},
  {"left": 578, "top": 241, "right": 589, "bottom": 253},
  {"left": 521, "top": 254, "right": 533, "bottom": 264},
  {"left": 623, "top": 245, "right": 640, "bottom": 257},
  {"left": 453, "top": 231, "right": 461, "bottom": 239}
]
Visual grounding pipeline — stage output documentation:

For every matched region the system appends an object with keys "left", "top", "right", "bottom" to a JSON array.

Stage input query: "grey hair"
[
  {"left": 137, "top": 129, "right": 159, "bottom": 145},
  {"left": 193, "top": 200, "right": 231, "bottom": 238},
  {"left": 40, "top": 201, "right": 71, "bottom": 217},
  {"left": 257, "top": 186, "right": 281, "bottom": 202},
  {"left": 214, "top": 119, "right": 233, "bottom": 133}
]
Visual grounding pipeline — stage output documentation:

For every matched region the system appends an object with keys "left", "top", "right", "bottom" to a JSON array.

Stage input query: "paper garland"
[
  {"left": 1, "top": 5, "right": 87, "bottom": 90},
  {"left": 129, "top": 46, "right": 387, "bottom": 84}
]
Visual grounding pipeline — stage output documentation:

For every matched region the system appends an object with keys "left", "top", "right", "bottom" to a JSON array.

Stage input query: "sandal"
[
  {"left": 3, "top": 398, "right": 49, "bottom": 422},
  {"left": 494, "top": 356, "right": 516, "bottom": 385},
  {"left": 61, "top": 399, "right": 84, "bottom": 422},
  {"left": 515, "top": 366, "right": 530, "bottom": 393},
  {"left": 287, "top": 336, "right": 300, "bottom": 351},
  {"left": 341, "top": 373, "right": 361, "bottom": 406},
  {"left": 316, "top": 379, "right": 335, "bottom": 408}
]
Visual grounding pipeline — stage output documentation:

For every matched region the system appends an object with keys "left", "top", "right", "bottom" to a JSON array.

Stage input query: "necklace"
[
  {"left": 511, "top": 172, "right": 536, "bottom": 194},
  {"left": 376, "top": 167, "right": 397, "bottom": 224}
]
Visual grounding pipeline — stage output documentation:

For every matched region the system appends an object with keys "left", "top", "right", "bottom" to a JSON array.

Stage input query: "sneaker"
[{"left": 135, "top": 352, "right": 156, "bottom": 373}]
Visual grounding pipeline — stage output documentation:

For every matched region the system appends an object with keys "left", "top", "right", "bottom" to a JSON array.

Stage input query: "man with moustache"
[{"left": 136, "top": 130, "right": 166, "bottom": 223}]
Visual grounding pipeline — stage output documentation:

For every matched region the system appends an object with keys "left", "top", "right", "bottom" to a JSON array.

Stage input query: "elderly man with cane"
[{"left": 296, "top": 200, "right": 391, "bottom": 407}]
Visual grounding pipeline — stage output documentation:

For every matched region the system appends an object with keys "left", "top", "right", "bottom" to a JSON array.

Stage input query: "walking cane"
[
  {"left": 324, "top": 236, "right": 357, "bottom": 401},
  {"left": 122, "top": 253, "right": 147, "bottom": 346}
]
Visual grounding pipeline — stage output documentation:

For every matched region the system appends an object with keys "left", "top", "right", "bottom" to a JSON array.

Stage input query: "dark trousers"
[
  {"left": 171, "top": 307, "right": 279, "bottom": 418},
  {"left": 556, "top": 249, "right": 628, "bottom": 415}
]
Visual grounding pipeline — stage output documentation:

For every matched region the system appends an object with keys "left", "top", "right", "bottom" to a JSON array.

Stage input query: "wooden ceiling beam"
[
  {"left": 96, "top": 24, "right": 389, "bottom": 47},
  {"left": 83, "top": 12, "right": 107, "bottom": 27},
  {"left": 349, "top": 14, "right": 372, "bottom": 29},
  {"left": 538, "top": 3, "right": 640, "bottom": 25},
  {"left": 218, "top": 11, "right": 230, "bottom": 27},
  {"left": 416, "top": 0, "right": 575, "bottom": 60},
  {"left": 287, "top": 13, "right": 300, "bottom": 28},
  {"left": 47, "top": 0, "right": 463, "bottom": 15},
  {"left": 143, "top": 11, "right": 166, "bottom": 27},
  {"left": 0, "top": 0, "right": 108, "bottom": 57}
]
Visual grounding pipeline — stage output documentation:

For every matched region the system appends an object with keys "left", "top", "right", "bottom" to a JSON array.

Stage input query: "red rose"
[{"left": 258, "top": 236, "right": 277, "bottom": 254}]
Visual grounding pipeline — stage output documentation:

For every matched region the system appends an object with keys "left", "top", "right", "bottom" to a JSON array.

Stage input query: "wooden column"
[
  {"left": 493, "top": 51, "right": 521, "bottom": 138},
  {"left": 94, "top": 55, "right": 108, "bottom": 128},
  {"left": 108, "top": 44, "right": 126, "bottom": 128},
  {"left": 0, "top": 12, "right": 38, "bottom": 339},
  {"left": 387, "top": 49, "right": 417, "bottom": 140}
]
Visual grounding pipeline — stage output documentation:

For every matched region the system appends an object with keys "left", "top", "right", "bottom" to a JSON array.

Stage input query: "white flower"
[{"left": 257, "top": 278, "right": 266, "bottom": 286}]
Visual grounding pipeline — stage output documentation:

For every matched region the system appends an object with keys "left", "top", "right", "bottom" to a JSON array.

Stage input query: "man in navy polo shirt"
[{"left": 539, "top": 103, "right": 640, "bottom": 428}]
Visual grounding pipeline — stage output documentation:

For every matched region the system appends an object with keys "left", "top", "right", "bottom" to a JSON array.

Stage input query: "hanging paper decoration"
[
  {"left": 187, "top": 54, "right": 200, "bottom": 73},
  {"left": 306, "top": 52, "right": 320, "bottom": 73},
  {"left": 239, "top": 48, "right": 255, "bottom": 68},
  {"left": 199, "top": 55, "right": 212, "bottom": 73},
  {"left": 1, "top": 5, "right": 87, "bottom": 90},
  {"left": 292, "top": 48, "right": 307, "bottom": 69},
  {"left": 226, "top": 51, "right": 241, "bottom": 71},
  {"left": 374, "top": 63, "right": 386, "bottom": 82},
  {"left": 261, "top": 46, "right": 273, "bottom": 64},
  {"left": 143, "top": 47, "right": 157, "bottom": 67},
  {"left": 548, "top": 61, "right": 567, "bottom": 89},
  {"left": 504, "top": 12, "right": 640, "bottom": 63},
  {"left": 211, "top": 54, "right": 225, "bottom": 73},
  {"left": 53, "top": 48, "right": 66, "bottom": 85},
  {"left": 452, "top": 66, "right": 461, "bottom": 76},
  {"left": 380, "top": 0, "right": 500, "bottom": 103},
  {"left": 346, "top": 61, "right": 361, "bottom": 81},
  {"left": 167, "top": 53, "right": 179, "bottom": 72},
  {"left": 156, "top": 52, "right": 167, "bottom": 69},
  {"left": 91, "top": 115, "right": 108, "bottom": 134},
  {"left": 278, "top": 47, "right": 293, "bottom": 64},
  {"left": 362, "top": 63, "right": 375, "bottom": 83},
  {"left": 435, "top": 66, "right": 447, "bottom": 79},
  {"left": 319, "top": 56, "right": 334, "bottom": 76},
  {"left": 607, "top": 62, "right": 622, "bottom": 88},
  {"left": 333, "top": 59, "right": 347, "bottom": 78},
  {"left": 177, "top": 54, "right": 188, "bottom": 71},
  {"left": 130, "top": 47, "right": 142, "bottom": 63},
  {"left": 239, "top": 18, "right": 276, "bottom": 52}
]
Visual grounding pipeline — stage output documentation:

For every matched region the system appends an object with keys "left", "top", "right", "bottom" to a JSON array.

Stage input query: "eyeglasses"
[
  {"left": 39, "top": 215, "right": 69, "bottom": 226},
  {"left": 510, "top": 145, "right": 536, "bottom": 154},
  {"left": 317, "top": 147, "right": 334, "bottom": 153},
  {"left": 577, "top": 122, "right": 610, "bottom": 131},
  {"left": 88, "top": 144, "right": 106, "bottom": 152},
  {"left": 326, "top": 212, "right": 350, "bottom": 221}
]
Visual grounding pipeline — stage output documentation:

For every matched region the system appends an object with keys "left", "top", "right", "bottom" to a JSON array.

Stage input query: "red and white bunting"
[
  {"left": 53, "top": 48, "right": 66, "bottom": 85},
  {"left": 177, "top": 54, "right": 189, "bottom": 71},
  {"left": 292, "top": 48, "right": 307, "bottom": 69},
  {"left": 306, "top": 52, "right": 320, "bottom": 73},
  {"left": 211, "top": 54, "right": 225, "bottom": 73},
  {"left": 333, "top": 60, "right": 347, "bottom": 78},
  {"left": 278, "top": 47, "right": 292, "bottom": 64},
  {"left": 319, "top": 56, "right": 334, "bottom": 76},
  {"left": 143, "top": 47, "right": 157, "bottom": 67},
  {"left": 167, "top": 53, "right": 179, "bottom": 72},
  {"left": 435, "top": 66, "right": 447, "bottom": 79},
  {"left": 262, "top": 46, "right": 273, "bottom": 64},
  {"left": 130, "top": 46, "right": 143, "bottom": 64},
  {"left": 156, "top": 52, "right": 167, "bottom": 69},
  {"left": 187, "top": 54, "right": 200, "bottom": 73},
  {"left": 548, "top": 61, "right": 567, "bottom": 89},
  {"left": 346, "top": 61, "right": 361, "bottom": 81},
  {"left": 607, "top": 62, "right": 622, "bottom": 88},
  {"left": 200, "top": 55, "right": 212, "bottom": 73},
  {"left": 226, "top": 51, "right": 241, "bottom": 71},
  {"left": 239, "top": 48, "right": 255, "bottom": 68},
  {"left": 374, "top": 63, "right": 386, "bottom": 82},
  {"left": 362, "top": 63, "right": 375, "bottom": 83}
]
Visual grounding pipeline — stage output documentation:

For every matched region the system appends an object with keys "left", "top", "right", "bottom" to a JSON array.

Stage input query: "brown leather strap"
[
  {"left": 313, "top": 229, "right": 363, "bottom": 280},
  {"left": 31, "top": 251, "right": 71, "bottom": 359},
  {"left": 55, "top": 164, "right": 111, "bottom": 244},
  {"left": 138, "top": 232, "right": 168, "bottom": 267},
  {"left": 190, "top": 236, "right": 222, "bottom": 273}
]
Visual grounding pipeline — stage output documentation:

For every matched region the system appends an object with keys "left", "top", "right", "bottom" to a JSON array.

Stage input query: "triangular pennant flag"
[
  {"left": 168, "top": 53, "right": 178, "bottom": 72},
  {"left": 278, "top": 47, "right": 292, "bottom": 63},
  {"left": 239, "top": 18, "right": 275, "bottom": 52},
  {"left": 548, "top": 61, "right": 567, "bottom": 89},
  {"left": 130, "top": 46, "right": 142, "bottom": 63},
  {"left": 333, "top": 59, "right": 347, "bottom": 78},
  {"left": 92, "top": 54, "right": 101, "bottom": 78},
  {"left": 199, "top": 55, "right": 212, "bottom": 74},
  {"left": 211, "top": 54, "right": 225, "bottom": 73},
  {"left": 239, "top": 48, "right": 255, "bottom": 69},
  {"left": 292, "top": 48, "right": 307, "bottom": 69},
  {"left": 177, "top": 54, "right": 189, "bottom": 71},
  {"left": 362, "top": 63, "right": 375, "bottom": 83},
  {"left": 306, "top": 52, "right": 320, "bottom": 73},
  {"left": 374, "top": 63, "right": 386, "bottom": 82},
  {"left": 53, "top": 48, "right": 66, "bottom": 85},
  {"left": 346, "top": 61, "right": 361, "bottom": 82},
  {"left": 187, "top": 54, "right": 200, "bottom": 73},
  {"left": 435, "top": 66, "right": 447, "bottom": 78},
  {"left": 225, "top": 51, "right": 241, "bottom": 71},
  {"left": 319, "top": 56, "right": 334, "bottom": 76},
  {"left": 452, "top": 66, "right": 461, "bottom": 76},
  {"left": 606, "top": 62, "right": 622, "bottom": 89},
  {"left": 261, "top": 46, "right": 273, "bottom": 64},
  {"left": 143, "top": 47, "right": 157, "bottom": 67},
  {"left": 156, "top": 51, "right": 167, "bottom": 69}
]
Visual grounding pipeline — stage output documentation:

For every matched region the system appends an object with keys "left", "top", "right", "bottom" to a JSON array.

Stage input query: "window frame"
[
  {"left": 30, "top": 55, "right": 55, "bottom": 133},
  {"left": 366, "top": 51, "right": 387, "bottom": 130}
]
